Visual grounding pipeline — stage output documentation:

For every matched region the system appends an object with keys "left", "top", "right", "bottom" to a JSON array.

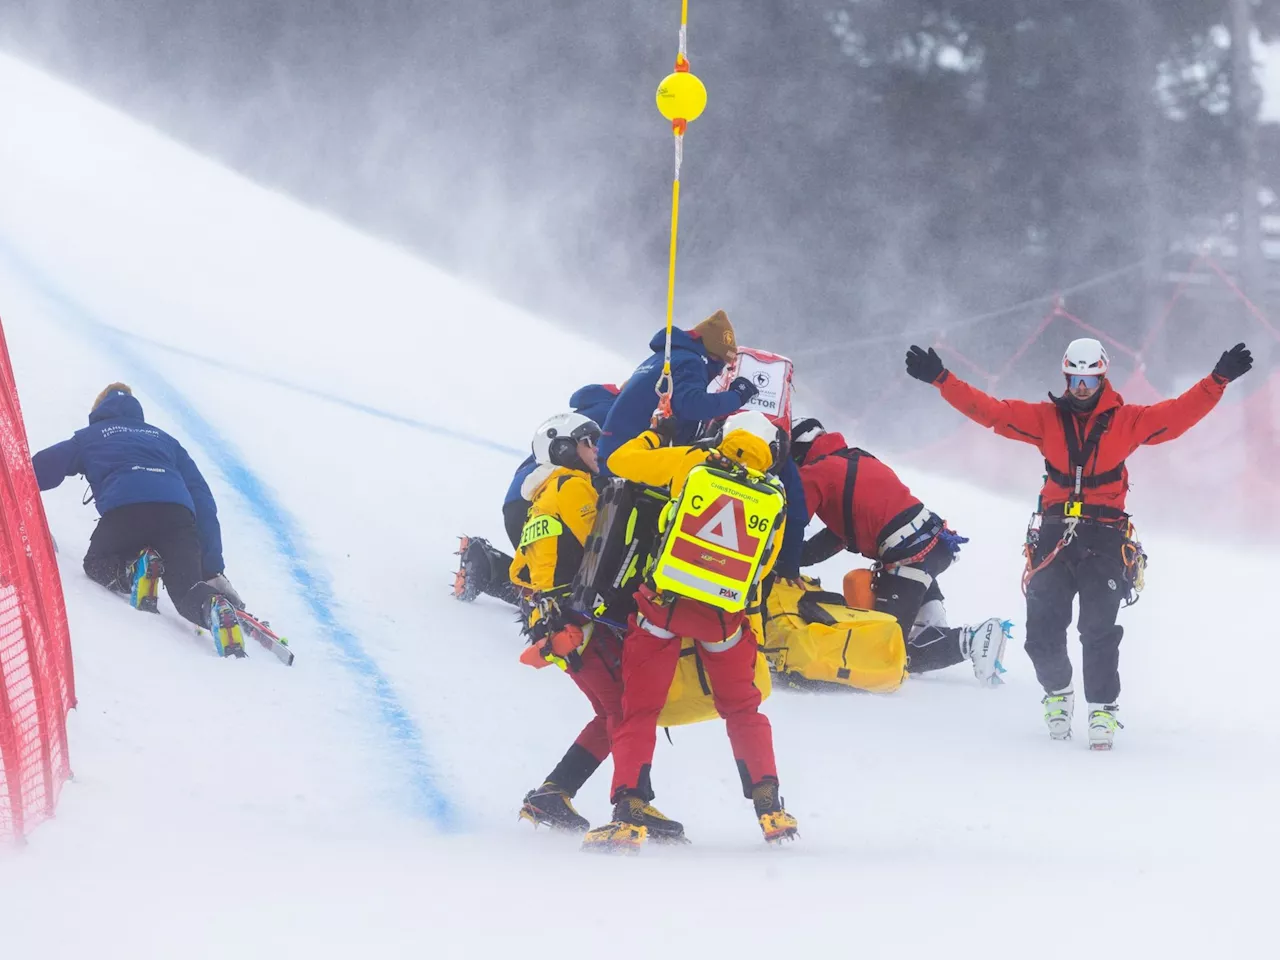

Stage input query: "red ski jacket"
[
  {"left": 798, "top": 432, "right": 922, "bottom": 560},
  {"left": 936, "top": 373, "right": 1226, "bottom": 513}
]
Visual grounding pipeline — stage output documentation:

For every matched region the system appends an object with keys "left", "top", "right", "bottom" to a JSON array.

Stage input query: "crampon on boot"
[
  {"left": 206, "top": 595, "right": 246, "bottom": 658},
  {"left": 582, "top": 795, "right": 688, "bottom": 853},
  {"left": 519, "top": 783, "right": 590, "bottom": 833},
  {"left": 452, "top": 536, "right": 489, "bottom": 602},
  {"left": 752, "top": 781, "right": 798, "bottom": 844},
  {"left": 453, "top": 536, "right": 522, "bottom": 606},
  {"left": 127, "top": 548, "right": 163, "bottom": 613}
]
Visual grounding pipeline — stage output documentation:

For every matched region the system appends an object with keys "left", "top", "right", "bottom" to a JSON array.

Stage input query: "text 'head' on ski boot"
[
  {"left": 205, "top": 594, "right": 246, "bottom": 658},
  {"left": 519, "top": 782, "right": 590, "bottom": 834},
  {"left": 127, "top": 547, "right": 164, "bottom": 613},
  {"left": 752, "top": 780, "right": 798, "bottom": 844},
  {"left": 1042, "top": 687, "right": 1075, "bottom": 741},
  {"left": 963, "top": 617, "right": 1011, "bottom": 686},
  {"left": 1087, "top": 704, "right": 1122, "bottom": 751}
]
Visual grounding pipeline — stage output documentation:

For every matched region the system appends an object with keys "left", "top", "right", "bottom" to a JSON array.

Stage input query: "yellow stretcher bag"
[
  {"left": 658, "top": 637, "right": 773, "bottom": 727},
  {"left": 762, "top": 577, "right": 906, "bottom": 693}
]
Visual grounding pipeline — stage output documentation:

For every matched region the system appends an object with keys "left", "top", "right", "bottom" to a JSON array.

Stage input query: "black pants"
[
  {"left": 83, "top": 502, "right": 217, "bottom": 627},
  {"left": 873, "top": 546, "right": 966, "bottom": 674},
  {"left": 503, "top": 498, "right": 529, "bottom": 551},
  {"left": 1025, "top": 520, "right": 1127, "bottom": 704}
]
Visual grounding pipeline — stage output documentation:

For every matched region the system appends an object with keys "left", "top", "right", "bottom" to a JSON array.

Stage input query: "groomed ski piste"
[{"left": 0, "top": 54, "right": 1274, "bottom": 959}]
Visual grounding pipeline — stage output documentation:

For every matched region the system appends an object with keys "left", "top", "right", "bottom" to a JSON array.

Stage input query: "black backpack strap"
[
  {"left": 797, "top": 591, "right": 849, "bottom": 626},
  {"left": 837, "top": 450, "right": 862, "bottom": 548}
]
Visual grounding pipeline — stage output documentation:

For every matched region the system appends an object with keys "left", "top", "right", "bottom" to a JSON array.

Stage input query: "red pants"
[
  {"left": 568, "top": 631, "right": 625, "bottom": 761},
  {"left": 609, "top": 621, "right": 777, "bottom": 802}
]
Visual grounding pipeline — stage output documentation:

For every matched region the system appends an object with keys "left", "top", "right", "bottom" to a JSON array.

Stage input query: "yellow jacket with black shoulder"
[
  {"left": 607, "top": 428, "right": 786, "bottom": 641},
  {"left": 509, "top": 466, "right": 599, "bottom": 593}
]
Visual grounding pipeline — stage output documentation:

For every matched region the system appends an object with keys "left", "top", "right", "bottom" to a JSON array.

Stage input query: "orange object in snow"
[{"left": 843, "top": 568, "right": 875, "bottom": 609}]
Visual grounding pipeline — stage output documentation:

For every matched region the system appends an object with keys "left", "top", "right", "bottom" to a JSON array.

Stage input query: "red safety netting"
[
  {"left": 902, "top": 255, "right": 1280, "bottom": 540},
  {"left": 0, "top": 315, "right": 75, "bottom": 844}
]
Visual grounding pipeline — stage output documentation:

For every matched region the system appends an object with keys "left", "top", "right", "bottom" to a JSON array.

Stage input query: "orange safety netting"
[{"left": 0, "top": 316, "right": 75, "bottom": 844}]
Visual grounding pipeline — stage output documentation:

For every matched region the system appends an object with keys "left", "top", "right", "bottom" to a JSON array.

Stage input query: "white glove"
[{"left": 205, "top": 573, "right": 245, "bottom": 610}]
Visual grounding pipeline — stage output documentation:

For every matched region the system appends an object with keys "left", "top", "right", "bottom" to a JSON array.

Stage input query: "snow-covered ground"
[{"left": 0, "top": 54, "right": 1275, "bottom": 959}]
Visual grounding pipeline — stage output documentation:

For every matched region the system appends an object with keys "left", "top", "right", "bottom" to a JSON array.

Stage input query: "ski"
[{"left": 235, "top": 610, "right": 295, "bottom": 666}]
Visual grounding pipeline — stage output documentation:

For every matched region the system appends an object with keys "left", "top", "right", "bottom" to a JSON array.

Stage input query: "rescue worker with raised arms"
[{"left": 905, "top": 337, "right": 1253, "bottom": 748}]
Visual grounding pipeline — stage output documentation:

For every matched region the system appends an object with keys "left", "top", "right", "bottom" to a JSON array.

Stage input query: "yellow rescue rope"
[{"left": 654, "top": 0, "right": 707, "bottom": 419}]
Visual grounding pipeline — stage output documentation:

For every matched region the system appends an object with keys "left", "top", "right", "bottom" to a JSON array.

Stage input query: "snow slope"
[{"left": 0, "top": 54, "right": 1275, "bottom": 959}]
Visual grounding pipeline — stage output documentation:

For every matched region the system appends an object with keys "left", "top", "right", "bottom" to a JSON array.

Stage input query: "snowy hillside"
[{"left": 0, "top": 54, "right": 1275, "bottom": 959}]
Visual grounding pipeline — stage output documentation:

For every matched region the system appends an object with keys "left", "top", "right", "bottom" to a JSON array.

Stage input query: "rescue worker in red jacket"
[
  {"left": 905, "top": 337, "right": 1253, "bottom": 749},
  {"left": 790, "top": 418, "right": 1007, "bottom": 684},
  {"left": 585, "top": 410, "right": 798, "bottom": 851}
]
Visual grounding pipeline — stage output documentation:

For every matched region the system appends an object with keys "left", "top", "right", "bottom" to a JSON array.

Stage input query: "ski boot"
[
  {"left": 752, "top": 781, "right": 798, "bottom": 844},
  {"left": 206, "top": 594, "right": 246, "bottom": 658},
  {"left": 582, "top": 794, "right": 688, "bottom": 853},
  {"left": 519, "top": 782, "right": 590, "bottom": 833},
  {"left": 1087, "top": 704, "right": 1122, "bottom": 751},
  {"left": 962, "top": 618, "right": 1011, "bottom": 686},
  {"left": 1043, "top": 688, "right": 1075, "bottom": 741},
  {"left": 127, "top": 548, "right": 163, "bottom": 613}
]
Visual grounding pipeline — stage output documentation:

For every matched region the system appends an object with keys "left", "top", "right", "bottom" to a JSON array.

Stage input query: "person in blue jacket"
[
  {"left": 595, "top": 310, "right": 806, "bottom": 579},
  {"left": 454, "top": 383, "right": 622, "bottom": 605},
  {"left": 596, "top": 310, "right": 759, "bottom": 472},
  {"left": 32, "top": 383, "right": 247, "bottom": 656}
]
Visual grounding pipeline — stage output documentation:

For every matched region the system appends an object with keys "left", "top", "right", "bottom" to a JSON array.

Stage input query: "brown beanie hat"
[
  {"left": 92, "top": 382, "right": 133, "bottom": 413},
  {"left": 690, "top": 310, "right": 737, "bottom": 362}
]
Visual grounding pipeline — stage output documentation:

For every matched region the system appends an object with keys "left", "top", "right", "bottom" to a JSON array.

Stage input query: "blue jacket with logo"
[
  {"left": 33, "top": 391, "right": 225, "bottom": 576},
  {"left": 597, "top": 328, "right": 744, "bottom": 473},
  {"left": 503, "top": 383, "right": 621, "bottom": 505}
]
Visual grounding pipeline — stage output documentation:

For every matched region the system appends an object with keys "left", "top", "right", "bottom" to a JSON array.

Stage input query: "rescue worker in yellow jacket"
[
  {"left": 512, "top": 411, "right": 685, "bottom": 841},
  {"left": 583, "top": 409, "right": 798, "bottom": 850}
]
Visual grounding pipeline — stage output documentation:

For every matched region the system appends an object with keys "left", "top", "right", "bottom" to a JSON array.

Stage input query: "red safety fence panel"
[{"left": 0, "top": 316, "right": 75, "bottom": 844}]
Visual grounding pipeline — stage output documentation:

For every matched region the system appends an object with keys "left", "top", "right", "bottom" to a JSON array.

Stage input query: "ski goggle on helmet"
[
  {"left": 531, "top": 412, "right": 602, "bottom": 468},
  {"left": 1062, "top": 338, "right": 1108, "bottom": 391}
]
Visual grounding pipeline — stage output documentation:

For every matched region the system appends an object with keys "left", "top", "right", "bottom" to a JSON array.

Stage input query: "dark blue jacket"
[
  {"left": 597, "top": 328, "right": 743, "bottom": 473},
  {"left": 33, "top": 392, "right": 225, "bottom": 577},
  {"left": 503, "top": 383, "right": 621, "bottom": 505}
]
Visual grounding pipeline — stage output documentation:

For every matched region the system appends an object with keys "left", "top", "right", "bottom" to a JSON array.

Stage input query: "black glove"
[
  {"left": 1212, "top": 342, "right": 1253, "bottom": 383},
  {"left": 905, "top": 345, "right": 946, "bottom": 384},
  {"left": 652, "top": 416, "right": 680, "bottom": 444},
  {"left": 728, "top": 376, "right": 760, "bottom": 404}
]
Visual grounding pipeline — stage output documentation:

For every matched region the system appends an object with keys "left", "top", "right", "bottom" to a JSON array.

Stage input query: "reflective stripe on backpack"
[{"left": 650, "top": 463, "right": 785, "bottom": 612}]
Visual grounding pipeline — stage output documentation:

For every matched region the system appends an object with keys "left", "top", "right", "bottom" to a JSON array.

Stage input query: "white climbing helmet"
[
  {"left": 1061, "top": 338, "right": 1109, "bottom": 376},
  {"left": 531, "top": 412, "right": 601, "bottom": 468}
]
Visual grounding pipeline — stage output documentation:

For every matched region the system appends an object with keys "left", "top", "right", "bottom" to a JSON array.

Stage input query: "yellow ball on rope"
[{"left": 656, "top": 71, "right": 708, "bottom": 123}]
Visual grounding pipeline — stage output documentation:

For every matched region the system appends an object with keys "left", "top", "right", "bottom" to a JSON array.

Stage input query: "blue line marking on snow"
[
  {"left": 98, "top": 325, "right": 525, "bottom": 457},
  {"left": 0, "top": 240, "right": 456, "bottom": 828}
]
